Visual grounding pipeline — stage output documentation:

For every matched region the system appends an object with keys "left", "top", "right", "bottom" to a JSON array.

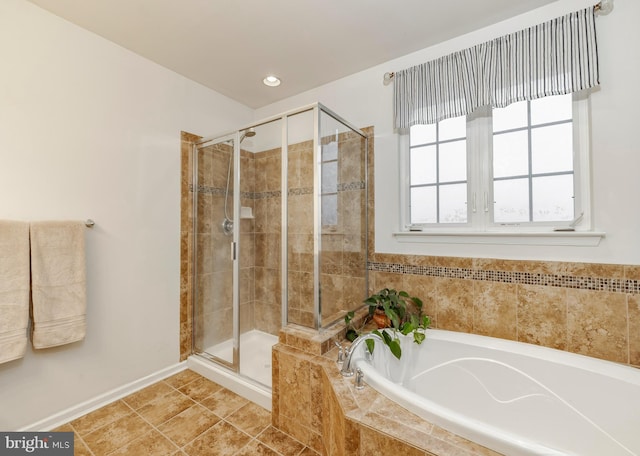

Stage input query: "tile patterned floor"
[{"left": 54, "top": 369, "right": 318, "bottom": 456}]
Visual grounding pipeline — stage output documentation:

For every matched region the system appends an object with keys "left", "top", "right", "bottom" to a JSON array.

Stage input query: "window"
[
  {"left": 409, "top": 117, "right": 467, "bottom": 224},
  {"left": 321, "top": 141, "right": 338, "bottom": 226},
  {"left": 403, "top": 93, "right": 591, "bottom": 233}
]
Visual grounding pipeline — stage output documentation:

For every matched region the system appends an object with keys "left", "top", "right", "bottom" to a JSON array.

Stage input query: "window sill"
[{"left": 393, "top": 230, "right": 605, "bottom": 247}]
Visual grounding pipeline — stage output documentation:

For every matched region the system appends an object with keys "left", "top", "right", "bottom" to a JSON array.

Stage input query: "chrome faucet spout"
[{"left": 340, "top": 333, "right": 383, "bottom": 377}]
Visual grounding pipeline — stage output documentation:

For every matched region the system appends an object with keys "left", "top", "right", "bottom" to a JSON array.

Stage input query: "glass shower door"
[{"left": 193, "top": 132, "right": 239, "bottom": 370}]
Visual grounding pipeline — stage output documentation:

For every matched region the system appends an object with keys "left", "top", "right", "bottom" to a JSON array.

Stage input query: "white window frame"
[{"left": 397, "top": 92, "right": 605, "bottom": 246}]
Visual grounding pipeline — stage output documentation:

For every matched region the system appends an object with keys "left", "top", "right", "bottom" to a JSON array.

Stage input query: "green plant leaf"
[
  {"left": 385, "top": 307, "right": 400, "bottom": 329},
  {"left": 400, "top": 321, "right": 415, "bottom": 335},
  {"left": 398, "top": 290, "right": 409, "bottom": 298},
  {"left": 345, "top": 311, "right": 354, "bottom": 325},
  {"left": 379, "top": 329, "right": 392, "bottom": 345},
  {"left": 346, "top": 328, "right": 358, "bottom": 342},
  {"left": 365, "top": 338, "right": 375, "bottom": 354},
  {"left": 388, "top": 339, "right": 402, "bottom": 359},
  {"left": 413, "top": 331, "right": 426, "bottom": 345}
]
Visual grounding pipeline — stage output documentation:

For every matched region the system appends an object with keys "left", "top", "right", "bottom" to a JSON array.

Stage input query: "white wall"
[
  {"left": 0, "top": 0, "right": 252, "bottom": 429},
  {"left": 254, "top": 0, "right": 640, "bottom": 265}
]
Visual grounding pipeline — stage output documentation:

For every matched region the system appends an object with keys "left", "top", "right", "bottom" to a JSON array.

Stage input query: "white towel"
[
  {"left": 0, "top": 221, "right": 30, "bottom": 364},
  {"left": 30, "top": 221, "right": 87, "bottom": 349}
]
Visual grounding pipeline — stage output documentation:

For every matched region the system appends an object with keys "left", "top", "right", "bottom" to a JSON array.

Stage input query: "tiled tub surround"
[
  {"left": 274, "top": 324, "right": 502, "bottom": 456},
  {"left": 272, "top": 255, "right": 640, "bottom": 455},
  {"left": 368, "top": 254, "right": 640, "bottom": 367}
]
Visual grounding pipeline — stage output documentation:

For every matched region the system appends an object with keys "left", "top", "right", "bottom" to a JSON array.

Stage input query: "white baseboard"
[{"left": 19, "top": 362, "right": 187, "bottom": 432}]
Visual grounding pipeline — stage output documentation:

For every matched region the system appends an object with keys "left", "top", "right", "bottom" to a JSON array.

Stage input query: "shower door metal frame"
[
  {"left": 192, "top": 131, "right": 241, "bottom": 372},
  {"left": 192, "top": 102, "right": 369, "bottom": 355},
  {"left": 315, "top": 104, "right": 369, "bottom": 329}
]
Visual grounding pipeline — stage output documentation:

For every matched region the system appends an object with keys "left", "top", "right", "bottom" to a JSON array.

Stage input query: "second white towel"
[{"left": 30, "top": 221, "right": 87, "bottom": 349}]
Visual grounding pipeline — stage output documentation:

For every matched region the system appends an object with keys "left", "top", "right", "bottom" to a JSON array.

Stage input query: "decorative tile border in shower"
[
  {"left": 287, "top": 188, "right": 312, "bottom": 197},
  {"left": 190, "top": 182, "right": 364, "bottom": 198},
  {"left": 254, "top": 190, "right": 282, "bottom": 199},
  {"left": 338, "top": 181, "right": 365, "bottom": 192},
  {"left": 189, "top": 184, "right": 226, "bottom": 196},
  {"left": 189, "top": 184, "right": 278, "bottom": 200},
  {"left": 368, "top": 261, "right": 640, "bottom": 295}
]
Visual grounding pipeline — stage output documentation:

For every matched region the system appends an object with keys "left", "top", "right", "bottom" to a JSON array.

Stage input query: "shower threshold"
[
  {"left": 188, "top": 330, "right": 278, "bottom": 410},
  {"left": 203, "top": 329, "right": 278, "bottom": 388}
]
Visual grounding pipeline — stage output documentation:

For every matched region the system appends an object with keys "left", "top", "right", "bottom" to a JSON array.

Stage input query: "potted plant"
[{"left": 344, "top": 288, "right": 431, "bottom": 359}]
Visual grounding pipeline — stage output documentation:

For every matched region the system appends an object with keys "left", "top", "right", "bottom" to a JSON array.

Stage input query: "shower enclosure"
[{"left": 190, "top": 103, "right": 368, "bottom": 393}]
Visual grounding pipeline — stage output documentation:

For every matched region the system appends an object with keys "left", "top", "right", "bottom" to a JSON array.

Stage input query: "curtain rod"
[{"left": 382, "top": 0, "right": 613, "bottom": 85}]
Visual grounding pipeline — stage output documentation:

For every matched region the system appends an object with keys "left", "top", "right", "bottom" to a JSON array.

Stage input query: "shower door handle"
[{"left": 231, "top": 241, "right": 236, "bottom": 261}]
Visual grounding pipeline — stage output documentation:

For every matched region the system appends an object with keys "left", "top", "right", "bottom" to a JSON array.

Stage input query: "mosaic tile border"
[
  {"left": 191, "top": 183, "right": 364, "bottom": 198},
  {"left": 368, "top": 261, "right": 640, "bottom": 294},
  {"left": 288, "top": 187, "right": 312, "bottom": 197},
  {"left": 338, "top": 181, "right": 365, "bottom": 192}
]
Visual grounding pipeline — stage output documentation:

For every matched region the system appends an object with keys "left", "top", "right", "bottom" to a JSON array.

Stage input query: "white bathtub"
[{"left": 351, "top": 329, "right": 640, "bottom": 456}]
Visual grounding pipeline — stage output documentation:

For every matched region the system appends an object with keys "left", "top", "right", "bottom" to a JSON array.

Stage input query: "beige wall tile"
[
  {"left": 473, "top": 282, "right": 517, "bottom": 340},
  {"left": 278, "top": 349, "right": 311, "bottom": 429},
  {"left": 359, "top": 426, "right": 425, "bottom": 456},
  {"left": 517, "top": 285, "right": 567, "bottom": 350},
  {"left": 626, "top": 265, "right": 640, "bottom": 281},
  {"left": 436, "top": 278, "right": 473, "bottom": 332},
  {"left": 567, "top": 289, "right": 628, "bottom": 363},
  {"left": 402, "top": 274, "right": 438, "bottom": 328},
  {"left": 628, "top": 294, "right": 640, "bottom": 366}
]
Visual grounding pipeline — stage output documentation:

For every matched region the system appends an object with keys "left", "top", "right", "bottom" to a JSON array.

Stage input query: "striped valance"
[{"left": 393, "top": 7, "right": 599, "bottom": 130}]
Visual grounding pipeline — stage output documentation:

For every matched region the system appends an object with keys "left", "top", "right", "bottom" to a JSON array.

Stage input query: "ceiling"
[{"left": 27, "top": 0, "right": 557, "bottom": 109}]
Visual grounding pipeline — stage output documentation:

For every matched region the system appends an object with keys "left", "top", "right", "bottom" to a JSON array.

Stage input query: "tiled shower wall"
[
  {"left": 180, "top": 129, "right": 368, "bottom": 359},
  {"left": 252, "top": 147, "right": 283, "bottom": 336}
]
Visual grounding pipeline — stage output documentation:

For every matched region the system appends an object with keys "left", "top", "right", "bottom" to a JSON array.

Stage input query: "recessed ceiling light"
[{"left": 263, "top": 75, "right": 281, "bottom": 87}]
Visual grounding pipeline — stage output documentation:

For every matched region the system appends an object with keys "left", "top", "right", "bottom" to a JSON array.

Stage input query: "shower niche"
[{"left": 191, "top": 103, "right": 368, "bottom": 390}]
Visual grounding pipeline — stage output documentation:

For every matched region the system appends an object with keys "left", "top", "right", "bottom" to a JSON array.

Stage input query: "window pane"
[
  {"left": 410, "top": 145, "right": 436, "bottom": 185},
  {"left": 531, "top": 94, "right": 572, "bottom": 125},
  {"left": 439, "top": 116, "right": 466, "bottom": 141},
  {"left": 493, "top": 100, "right": 527, "bottom": 132},
  {"left": 321, "top": 194, "right": 338, "bottom": 225},
  {"left": 321, "top": 161, "right": 337, "bottom": 193},
  {"left": 532, "top": 175, "right": 574, "bottom": 222},
  {"left": 494, "top": 178, "right": 530, "bottom": 223},
  {"left": 492, "top": 131, "right": 529, "bottom": 178},
  {"left": 531, "top": 123, "right": 573, "bottom": 174},
  {"left": 410, "top": 124, "right": 436, "bottom": 146},
  {"left": 410, "top": 187, "right": 436, "bottom": 224},
  {"left": 440, "top": 184, "right": 468, "bottom": 223},
  {"left": 322, "top": 141, "right": 338, "bottom": 161},
  {"left": 439, "top": 140, "right": 467, "bottom": 183}
]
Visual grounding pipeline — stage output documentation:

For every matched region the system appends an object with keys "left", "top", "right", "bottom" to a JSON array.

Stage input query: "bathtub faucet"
[{"left": 340, "top": 333, "right": 383, "bottom": 377}]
